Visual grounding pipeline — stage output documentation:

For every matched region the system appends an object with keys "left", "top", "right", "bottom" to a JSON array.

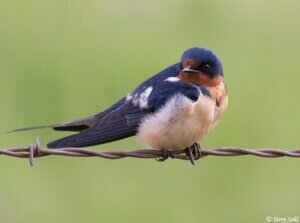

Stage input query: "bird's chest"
[
  {"left": 206, "top": 82, "right": 228, "bottom": 129},
  {"left": 172, "top": 102, "right": 215, "bottom": 149},
  {"left": 137, "top": 94, "right": 218, "bottom": 150}
]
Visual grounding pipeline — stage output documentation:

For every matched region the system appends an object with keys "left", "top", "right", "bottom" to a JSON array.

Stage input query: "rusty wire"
[{"left": 1, "top": 137, "right": 300, "bottom": 166}]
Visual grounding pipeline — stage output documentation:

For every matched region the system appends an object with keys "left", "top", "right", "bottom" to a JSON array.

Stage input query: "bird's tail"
[
  {"left": 7, "top": 124, "right": 58, "bottom": 133},
  {"left": 7, "top": 116, "right": 97, "bottom": 133}
]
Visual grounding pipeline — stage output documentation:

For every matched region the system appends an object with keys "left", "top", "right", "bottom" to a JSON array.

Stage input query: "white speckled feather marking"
[
  {"left": 164, "top": 77, "right": 180, "bottom": 82},
  {"left": 128, "top": 86, "right": 153, "bottom": 108},
  {"left": 137, "top": 93, "right": 216, "bottom": 151},
  {"left": 139, "top": 87, "right": 153, "bottom": 108}
]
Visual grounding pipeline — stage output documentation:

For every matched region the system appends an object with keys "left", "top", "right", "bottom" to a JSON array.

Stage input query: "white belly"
[{"left": 137, "top": 93, "right": 217, "bottom": 151}]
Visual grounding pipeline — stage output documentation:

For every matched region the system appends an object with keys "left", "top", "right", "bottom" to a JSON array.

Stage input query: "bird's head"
[{"left": 179, "top": 47, "right": 223, "bottom": 86}]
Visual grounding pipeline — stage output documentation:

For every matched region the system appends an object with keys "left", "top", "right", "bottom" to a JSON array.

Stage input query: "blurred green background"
[{"left": 1, "top": 0, "right": 300, "bottom": 222}]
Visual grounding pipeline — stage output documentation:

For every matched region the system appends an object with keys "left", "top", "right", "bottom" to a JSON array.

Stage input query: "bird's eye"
[{"left": 202, "top": 63, "right": 211, "bottom": 71}]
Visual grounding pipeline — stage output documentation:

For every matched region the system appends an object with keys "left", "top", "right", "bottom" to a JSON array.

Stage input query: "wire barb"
[{"left": 1, "top": 137, "right": 300, "bottom": 166}]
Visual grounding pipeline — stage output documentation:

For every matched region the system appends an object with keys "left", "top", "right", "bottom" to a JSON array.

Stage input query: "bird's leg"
[
  {"left": 185, "top": 142, "right": 202, "bottom": 165},
  {"left": 155, "top": 149, "right": 175, "bottom": 162}
]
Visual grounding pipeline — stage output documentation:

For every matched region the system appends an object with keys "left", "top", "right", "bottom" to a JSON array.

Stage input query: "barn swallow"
[{"left": 12, "top": 47, "right": 228, "bottom": 164}]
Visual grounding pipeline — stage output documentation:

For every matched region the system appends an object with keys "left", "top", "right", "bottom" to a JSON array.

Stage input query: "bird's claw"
[
  {"left": 156, "top": 143, "right": 201, "bottom": 165},
  {"left": 155, "top": 149, "right": 175, "bottom": 162},
  {"left": 185, "top": 143, "right": 202, "bottom": 165}
]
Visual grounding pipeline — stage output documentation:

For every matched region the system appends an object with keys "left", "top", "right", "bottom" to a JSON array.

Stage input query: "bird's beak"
[{"left": 182, "top": 66, "right": 200, "bottom": 73}]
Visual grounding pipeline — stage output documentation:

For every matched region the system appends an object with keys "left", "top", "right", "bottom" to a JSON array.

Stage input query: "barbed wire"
[{"left": 1, "top": 137, "right": 300, "bottom": 166}]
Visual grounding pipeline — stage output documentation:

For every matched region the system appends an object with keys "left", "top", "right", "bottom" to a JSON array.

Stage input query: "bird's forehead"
[{"left": 182, "top": 58, "right": 200, "bottom": 68}]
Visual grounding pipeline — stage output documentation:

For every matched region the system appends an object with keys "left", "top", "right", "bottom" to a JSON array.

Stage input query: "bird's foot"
[
  {"left": 185, "top": 143, "right": 202, "bottom": 165},
  {"left": 155, "top": 149, "right": 175, "bottom": 162}
]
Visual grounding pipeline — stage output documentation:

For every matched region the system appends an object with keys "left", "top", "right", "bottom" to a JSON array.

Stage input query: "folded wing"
[{"left": 47, "top": 103, "right": 146, "bottom": 148}]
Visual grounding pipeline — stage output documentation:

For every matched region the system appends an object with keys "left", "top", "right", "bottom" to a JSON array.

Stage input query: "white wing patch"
[
  {"left": 139, "top": 86, "right": 153, "bottom": 108},
  {"left": 126, "top": 92, "right": 133, "bottom": 101},
  {"left": 129, "top": 86, "right": 153, "bottom": 108},
  {"left": 164, "top": 77, "right": 180, "bottom": 82}
]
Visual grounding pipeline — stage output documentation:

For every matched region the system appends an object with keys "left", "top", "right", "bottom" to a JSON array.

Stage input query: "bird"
[{"left": 12, "top": 47, "right": 228, "bottom": 164}]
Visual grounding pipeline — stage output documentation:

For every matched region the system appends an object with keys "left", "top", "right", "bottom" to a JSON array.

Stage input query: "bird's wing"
[
  {"left": 52, "top": 97, "right": 127, "bottom": 132},
  {"left": 146, "top": 81, "right": 207, "bottom": 111},
  {"left": 47, "top": 102, "right": 146, "bottom": 148},
  {"left": 47, "top": 80, "right": 208, "bottom": 148},
  {"left": 10, "top": 63, "right": 181, "bottom": 134}
]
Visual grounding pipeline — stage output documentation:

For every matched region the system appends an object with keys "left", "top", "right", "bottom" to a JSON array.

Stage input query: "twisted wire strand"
[{"left": 1, "top": 137, "right": 300, "bottom": 166}]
